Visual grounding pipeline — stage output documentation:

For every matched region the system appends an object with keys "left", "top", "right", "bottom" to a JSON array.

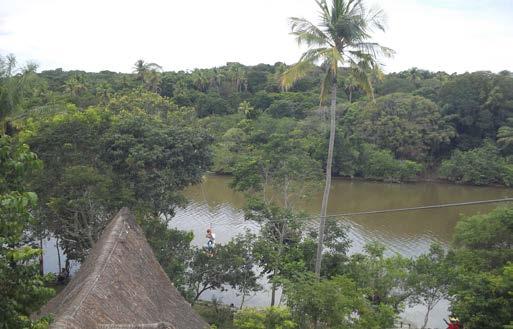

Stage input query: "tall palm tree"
[
  {"left": 64, "top": 75, "right": 87, "bottom": 98},
  {"left": 282, "top": 0, "right": 392, "bottom": 277},
  {"left": 191, "top": 69, "right": 210, "bottom": 92},
  {"left": 132, "top": 59, "right": 163, "bottom": 94},
  {"left": 133, "top": 59, "right": 162, "bottom": 82},
  {"left": 0, "top": 57, "right": 43, "bottom": 134},
  {"left": 209, "top": 68, "right": 224, "bottom": 92},
  {"left": 230, "top": 64, "right": 247, "bottom": 93},
  {"left": 96, "top": 82, "right": 112, "bottom": 105},
  {"left": 406, "top": 67, "right": 422, "bottom": 87}
]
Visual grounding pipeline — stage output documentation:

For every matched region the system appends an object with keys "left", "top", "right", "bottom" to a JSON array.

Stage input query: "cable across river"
[{"left": 308, "top": 197, "right": 513, "bottom": 220}]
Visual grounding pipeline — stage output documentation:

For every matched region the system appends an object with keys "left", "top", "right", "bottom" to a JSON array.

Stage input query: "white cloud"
[{"left": 0, "top": 0, "right": 512, "bottom": 73}]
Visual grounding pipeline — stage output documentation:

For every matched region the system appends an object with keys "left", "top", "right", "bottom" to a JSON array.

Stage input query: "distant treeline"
[{"left": 24, "top": 63, "right": 513, "bottom": 185}]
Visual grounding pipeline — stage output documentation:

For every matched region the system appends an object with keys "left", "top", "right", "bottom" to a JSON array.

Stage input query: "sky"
[{"left": 1, "top": 0, "right": 512, "bottom": 73}]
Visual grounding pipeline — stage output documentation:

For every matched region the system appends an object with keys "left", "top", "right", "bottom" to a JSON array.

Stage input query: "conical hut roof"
[{"left": 36, "top": 208, "right": 208, "bottom": 329}]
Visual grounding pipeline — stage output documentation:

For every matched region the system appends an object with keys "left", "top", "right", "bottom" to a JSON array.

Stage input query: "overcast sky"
[{"left": 1, "top": 0, "right": 512, "bottom": 73}]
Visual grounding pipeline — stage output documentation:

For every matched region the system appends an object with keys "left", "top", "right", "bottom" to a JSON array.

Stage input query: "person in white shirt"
[{"left": 205, "top": 228, "right": 215, "bottom": 253}]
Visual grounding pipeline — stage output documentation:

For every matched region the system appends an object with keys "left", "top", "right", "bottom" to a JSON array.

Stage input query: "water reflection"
[{"left": 174, "top": 176, "right": 512, "bottom": 257}]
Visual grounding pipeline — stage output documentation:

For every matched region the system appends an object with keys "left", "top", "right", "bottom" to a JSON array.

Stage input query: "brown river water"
[
  {"left": 169, "top": 175, "right": 512, "bottom": 328},
  {"left": 42, "top": 175, "right": 512, "bottom": 328}
]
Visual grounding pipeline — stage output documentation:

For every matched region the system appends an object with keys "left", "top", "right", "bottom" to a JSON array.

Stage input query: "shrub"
[
  {"left": 439, "top": 141, "right": 512, "bottom": 186},
  {"left": 234, "top": 307, "right": 297, "bottom": 329},
  {"left": 358, "top": 144, "right": 423, "bottom": 182},
  {"left": 266, "top": 99, "right": 304, "bottom": 118},
  {"left": 195, "top": 93, "right": 234, "bottom": 117}
]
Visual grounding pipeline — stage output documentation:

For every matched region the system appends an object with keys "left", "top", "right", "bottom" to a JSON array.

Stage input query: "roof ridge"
[
  {"left": 70, "top": 212, "right": 129, "bottom": 317},
  {"left": 36, "top": 208, "right": 208, "bottom": 329},
  {"left": 53, "top": 208, "right": 131, "bottom": 326}
]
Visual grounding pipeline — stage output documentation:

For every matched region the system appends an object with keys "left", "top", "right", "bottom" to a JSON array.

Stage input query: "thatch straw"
[{"left": 35, "top": 208, "right": 208, "bottom": 329}]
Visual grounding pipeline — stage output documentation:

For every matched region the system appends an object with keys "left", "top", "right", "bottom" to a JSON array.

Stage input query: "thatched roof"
[{"left": 36, "top": 208, "right": 208, "bottom": 329}]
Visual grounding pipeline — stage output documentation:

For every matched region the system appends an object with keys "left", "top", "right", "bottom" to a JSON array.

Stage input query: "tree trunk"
[
  {"left": 56, "top": 237, "right": 62, "bottom": 274},
  {"left": 314, "top": 81, "right": 337, "bottom": 277},
  {"left": 270, "top": 286, "right": 276, "bottom": 306},
  {"left": 271, "top": 221, "right": 286, "bottom": 305},
  {"left": 421, "top": 304, "right": 432, "bottom": 329},
  {"left": 39, "top": 238, "right": 44, "bottom": 276},
  {"left": 193, "top": 288, "right": 203, "bottom": 305},
  {"left": 240, "top": 293, "right": 246, "bottom": 310},
  {"left": 83, "top": 213, "right": 95, "bottom": 249},
  {"left": 193, "top": 284, "right": 213, "bottom": 305},
  {"left": 65, "top": 258, "right": 70, "bottom": 275}
]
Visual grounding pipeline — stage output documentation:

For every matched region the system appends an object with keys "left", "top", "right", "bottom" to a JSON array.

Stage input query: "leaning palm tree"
[{"left": 282, "top": 0, "right": 392, "bottom": 277}]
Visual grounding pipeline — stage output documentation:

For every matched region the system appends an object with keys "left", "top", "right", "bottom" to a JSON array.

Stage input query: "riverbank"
[{"left": 210, "top": 170, "right": 512, "bottom": 188}]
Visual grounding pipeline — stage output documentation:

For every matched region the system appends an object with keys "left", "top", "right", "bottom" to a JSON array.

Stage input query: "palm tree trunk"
[{"left": 314, "top": 81, "right": 337, "bottom": 277}]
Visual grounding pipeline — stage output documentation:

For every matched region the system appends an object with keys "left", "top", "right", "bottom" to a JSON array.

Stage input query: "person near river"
[{"left": 204, "top": 228, "right": 215, "bottom": 255}]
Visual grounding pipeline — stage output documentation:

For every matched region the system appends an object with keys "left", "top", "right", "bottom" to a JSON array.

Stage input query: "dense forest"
[
  {"left": 1, "top": 0, "right": 513, "bottom": 327},
  {"left": 5, "top": 58, "right": 513, "bottom": 185}
]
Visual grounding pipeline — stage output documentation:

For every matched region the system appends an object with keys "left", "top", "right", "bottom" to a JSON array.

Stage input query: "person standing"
[{"left": 205, "top": 228, "right": 215, "bottom": 254}]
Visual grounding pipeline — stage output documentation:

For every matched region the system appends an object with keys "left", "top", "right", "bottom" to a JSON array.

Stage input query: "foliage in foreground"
[
  {"left": 448, "top": 207, "right": 513, "bottom": 329},
  {"left": 0, "top": 136, "right": 54, "bottom": 328},
  {"left": 284, "top": 274, "right": 395, "bottom": 329},
  {"left": 234, "top": 307, "right": 296, "bottom": 329}
]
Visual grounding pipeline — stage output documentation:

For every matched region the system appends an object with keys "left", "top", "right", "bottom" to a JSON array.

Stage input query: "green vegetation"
[
  {"left": 2, "top": 0, "right": 513, "bottom": 327},
  {"left": 448, "top": 207, "right": 513, "bottom": 329},
  {"left": 234, "top": 307, "right": 296, "bottom": 329},
  {"left": 2, "top": 55, "right": 512, "bottom": 188},
  {"left": 25, "top": 102, "right": 210, "bottom": 263},
  {"left": 439, "top": 140, "right": 513, "bottom": 186},
  {"left": 0, "top": 136, "right": 54, "bottom": 328}
]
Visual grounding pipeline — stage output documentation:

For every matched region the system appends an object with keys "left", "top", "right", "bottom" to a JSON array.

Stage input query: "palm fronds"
[{"left": 281, "top": 0, "right": 391, "bottom": 95}]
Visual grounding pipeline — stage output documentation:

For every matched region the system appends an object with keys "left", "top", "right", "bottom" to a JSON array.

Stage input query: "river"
[
  {"left": 41, "top": 175, "right": 511, "bottom": 328},
  {"left": 169, "top": 175, "right": 512, "bottom": 328}
]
